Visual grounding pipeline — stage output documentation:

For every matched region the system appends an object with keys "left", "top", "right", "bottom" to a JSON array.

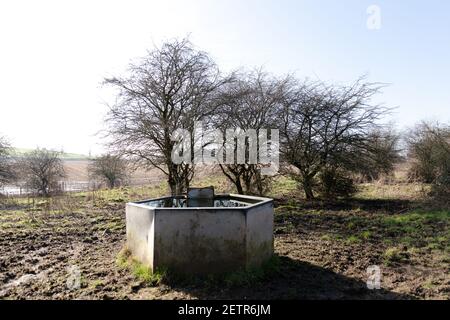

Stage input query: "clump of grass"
[
  {"left": 346, "top": 235, "right": 361, "bottom": 244},
  {"left": 346, "top": 221, "right": 356, "bottom": 230},
  {"left": 339, "top": 230, "right": 371, "bottom": 244},
  {"left": 360, "top": 230, "right": 371, "bottom": 240},
  {"left": 116, "top": 247, "right": 132, "bottom": 269},
  {"left": 116, "top": 247, "right": 166, "bottom": 286},
  {"left": 383, "top": 247, "right": 410, "bottom": 266},
  {"left": 131, "top": 263, "right": 166, "bottom": 286},
  {"left": 422, "top": 279, "right": 437, "bottom": 290},
  {"left": 89, "top": 279, "right": 104, "bottom": 289},
  {"left": 320, "top": 234, "right": 333, "bottom": 241}
]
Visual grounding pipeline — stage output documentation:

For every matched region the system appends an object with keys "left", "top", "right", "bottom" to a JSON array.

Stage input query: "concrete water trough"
[{"left": 125, "top": 187, "right": 274, "bottom": 275}]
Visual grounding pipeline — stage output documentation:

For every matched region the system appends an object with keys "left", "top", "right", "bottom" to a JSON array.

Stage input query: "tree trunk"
[
  {"left": 168, "top": 172, "right": 177, "bottom": 196},
  {"left": 235, "top": 178, "right": 244, "bottom": 195},
  {"left": 302, "top": 175, "right": 315, "bottom": 200},
  {"left": 169, "top": 181, "right": 182, "bottom": 196},
  {"left": 219, "top": 164, "right": 245, "bottom": 195},
  {"left": 168, "top": 164, "right": 189, "bottom": 196},
  {"left": 243, "top": 174, "right": 252, "bottom": 195}
]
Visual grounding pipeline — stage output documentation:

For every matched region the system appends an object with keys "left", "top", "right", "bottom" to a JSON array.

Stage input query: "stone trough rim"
[{"left": 127, "top": 193, "right": 273, "bottom": 211}]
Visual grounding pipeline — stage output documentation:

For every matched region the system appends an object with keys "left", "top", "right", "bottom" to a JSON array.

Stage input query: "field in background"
[
  {"left": 9, "top": 148, "right": 90, "bottom": 160},
  {"left": 0, "top": 159, "right": 167, "bottom": 196},
  {"left": 63, "top": 160, "right": 166, "bottom": 186},
  {"left": 2, "top": 159, "right": 426, "bottom": 198}
]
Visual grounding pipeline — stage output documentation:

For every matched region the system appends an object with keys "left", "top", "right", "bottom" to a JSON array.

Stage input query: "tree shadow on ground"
[
  {"left": 275, "top": 197, "right": 416, "bottom": 214},
  {"left": 167, "top": 255, "right": 414, "bottom": 300}
]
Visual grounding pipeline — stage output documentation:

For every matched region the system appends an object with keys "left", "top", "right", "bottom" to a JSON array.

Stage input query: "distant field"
[
  {"left": 62, "top": 160, "right": 166, "bottom": 186},
  {"left": 10, "top": 148, "right": 89, "bottom": 160}
]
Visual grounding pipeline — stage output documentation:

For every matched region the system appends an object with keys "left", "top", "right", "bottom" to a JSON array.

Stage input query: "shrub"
[
  {"left": 18, "top": 148, "right": 66, "bottom": 196},
  {"left": 430, "top": 174, "right": 450, "bottom": 207},
  {"left": 88, "top": 154, "right": 129, "bottom": 189},
  {"left": 116, "top": 247, "right": 166, "bottom": 286},
  {"left": 407, "top": 122, "right": 450, "bottom": 207},
  {"left": 318, "top": 167, "right": 356, "bottom": 200}
]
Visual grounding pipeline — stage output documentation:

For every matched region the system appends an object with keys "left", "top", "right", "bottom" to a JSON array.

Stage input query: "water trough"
[{"left": 125, "top": 187, "right": 274, "bottom": 274}]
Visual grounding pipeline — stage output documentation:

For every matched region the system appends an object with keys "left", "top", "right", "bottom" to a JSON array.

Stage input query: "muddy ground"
[{"left": 0, "top": 190, "right": 448, "bottom": 300}]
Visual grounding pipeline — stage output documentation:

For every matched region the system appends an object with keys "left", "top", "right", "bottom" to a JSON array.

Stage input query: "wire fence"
[{"left": 0, "top": 177, "right": 162, "bottom": 197}]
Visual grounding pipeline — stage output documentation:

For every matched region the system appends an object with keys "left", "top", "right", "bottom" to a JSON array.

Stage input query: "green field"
[{"left": 10, "top": 148, "right": 89, "bottom": 160}]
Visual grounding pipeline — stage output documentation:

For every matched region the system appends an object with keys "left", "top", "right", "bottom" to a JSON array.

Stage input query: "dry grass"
[
  {"left": 355, "top": 182, "right": 430, "bottom": 201},
  {"left": 62, "top": 160, "right": 166, "bottom": 186}
]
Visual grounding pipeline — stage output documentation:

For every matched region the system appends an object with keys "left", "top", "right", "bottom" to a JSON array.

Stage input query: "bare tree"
[
  {"left": 0, "top": 136, "right": 15, "bottom": 187},
  {"left": 407, "top": 121, "right": 450, "bottom": 183},
  {"left": 278, "top": 77, "right": 390, "bottom": 199},
  {"left": 19, "top": 148, "right": 66, "bottom": 196},
  {"left": 104, "top": 38, "right": 231, "bottom": 195},
  {"left": 352, "top": 127, "right": 400, "bottom": 181},
  {"left": 214, "top": 69, "right": 289, "bottom": 195},
  {"left": 406, "top": 122, "right": 450, "bottom": 206},
  {"left": 406, "top": 121, "right": 450, "bottom": 206},
  {"left": 89, "top": 154, "right": 128, "bottom": 188}
]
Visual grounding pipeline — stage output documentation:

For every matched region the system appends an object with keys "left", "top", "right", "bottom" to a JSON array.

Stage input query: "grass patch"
[
  {"left": 116, "top": 247, "right": 166, "bottom": 286},
  {"left": 78, "top": 183, "right": 168, "bottom": 205},
  {"left": 131, "top": 263, "right": 166, "bottom": 286},
  {"left": 274, "top": 204, "right": 448, "bottom": 252},
  {"left": 116, "top": 247, "right": 132, "bottom": 269},
  {"left": 380, "top": 210, "right": 449, "bottom": 248},
  {"left": 269, "top": 176, "right": 299, "bottom": 198},
  {"left": 360, "top": 230, "right": 372, "bottom": 240},
  {"left": 343, "top": 231, "right": 371, "bottom": 244},
  {"left": 355, "top": 183, "right": 429, "bottom": 200},
  {"left": 92, "top": 220, "right": 124, "bottom": 232},
  {"left": 345, "top": 235, "right": 361, "bottom": 244},
  {"left": 320, "top": 234, "right": 333, "bottom": 241},
  {"left": 383, "top": 247, "right": 410, "bottom": 266},
  {"left": 422, "top": 280, "right": 437, "bottom": 290},
  {"left": 89, "top": 279, "right": 104, "bottom": 289}
]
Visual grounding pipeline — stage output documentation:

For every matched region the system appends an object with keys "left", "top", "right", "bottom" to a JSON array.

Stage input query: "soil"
[{"left": 0, "top": 194, "right": 448, "bottom": 300}]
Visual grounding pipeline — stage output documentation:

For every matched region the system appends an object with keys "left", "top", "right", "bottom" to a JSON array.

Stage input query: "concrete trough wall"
[{"left": 125, "top": 194, "right": 274, "bottom": 274}]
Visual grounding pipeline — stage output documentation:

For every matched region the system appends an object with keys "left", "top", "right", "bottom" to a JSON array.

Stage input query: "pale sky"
[{"left": 1, "top": 0, "right": 449, "bottom": 155}]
